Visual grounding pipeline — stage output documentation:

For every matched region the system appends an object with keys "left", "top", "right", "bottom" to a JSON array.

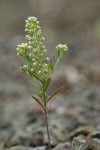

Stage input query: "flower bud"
[
  {"left": 32, "top": 58, "right": 35, "bottom": 62},
  {"left": 56, "top": 44, "right": 68, "bottom": 52},
  {"left": 40, "top": 37, "right": 45, "bottom": 42},
  {"left": 34, "top": 49, "right": 38, "bottom": 54},
  {"left": 36, "top": 30, "right": 41, "bottom": 37},
  {"left": 33, "top": 62, "right": 37, "bottom": 67},
  {"left": 23, "top": 65, "right": 28, "bottom": 69},
  {"left": 45, "top": 57, "right": 50, "bottom": 62},
  {"left": 38, "top": 70, "right": 42, "bottom": 75},
  {"left": 39, "top": 53, "right": 44, "bottom": 58},
  {"left": 21, "top": 65, "right": 28, "bottom": 72},
  {"left": 29, "top": 53, "right": 32, "bottom": 57},
  {"left": 38, "top": 64, "right": 42, "bottom": 68},
  {"left": 43, "top": 69, "right": 48, "bottom": 74},
  {"left": 27, "top": 45, "right": 32, "bottom": 49},
  {"left": 43, "top": 49, "right": 47, "bottom": 54},
  {"left": 44, "top": 64, "right": 48, "bottom": 67},
  {"left": 31, "top": 68, "right": 34, "bottom": 72}
]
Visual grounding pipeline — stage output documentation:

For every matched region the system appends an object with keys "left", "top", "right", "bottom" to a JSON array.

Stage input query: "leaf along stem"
[
  {"left": 32, "top": 95, "right": 45, "bottom": 111},
  {"left": 47, "top": 86, "right": 64, "bottom": 102}
]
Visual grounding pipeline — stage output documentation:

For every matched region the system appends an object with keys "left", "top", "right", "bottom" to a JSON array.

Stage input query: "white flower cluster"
[
  {"left": 17, "top": 16, "right": 68, "bottom": 99},
  {"left": 17, "top": 17, "right": 54, "bottom": 82},
  {"left": 56, "top": 44, "right": 68, "bottom": 52}
]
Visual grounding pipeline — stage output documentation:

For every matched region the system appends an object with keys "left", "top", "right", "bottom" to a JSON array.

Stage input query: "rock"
[
  {"left": 6, "top": 146, "right": 46, "bottom": 150},
  {"left": 71, "top": 137, "right": 86, "bottom": 150},
  {"left": 69, "top": 126, "right": 94, "bottom": 140},
  {"left": 3, "top": 130, "right": 30, "bottom": 148},
  {"left": 34, "top": 146, "right": 46, "bottom": 150},
  {"left": 92, "top": 138, "right": 100, "bottom": 145},
  {"left": 0, "top": 119, "right": 11, "bottom": 129},
  {"left": 3, "top": 129, "right": 44, "bottom": 148},
  {"left": 53, "top": 142, "right": 71, "bottom": 150},
  {"left": 67, "top": 117, "right": 86, "bottom": 133},
  {"left": 89, "top": 130, "right": 100, "bottom": 144},
  {"left": 0, "top": 148, "right": 5, "bottom": 150},
  {"left": 86, "top": 138, "right": 100, "bottom": 150},
  {"left": 27, "top": 126, "right": 44, "bottom": 147},
  {"left": 62, "top": 142, "right": 71, "bottom": 150},
  {"left": 89, "top": 131, "right": 100, "bottom": 141},
  {"left": 55, "top": 133, "right": 65, "bottom": 142},
  {"left": 7, "top": 146, "right": 31, "bottom": 150},
  {"left": 29, "top": 131, "right": 44, "bottom": 147}
]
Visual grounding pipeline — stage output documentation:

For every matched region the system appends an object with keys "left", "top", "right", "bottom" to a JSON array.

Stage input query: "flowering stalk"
[{"left": 17, "top": 16, "right": 68, "bottom": 150}]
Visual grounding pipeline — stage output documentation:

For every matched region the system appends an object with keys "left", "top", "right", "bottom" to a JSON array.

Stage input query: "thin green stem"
[
  {"left": 43, "top": 84, "right": 51, "bottom": 150},
  {"left": 44, "top": 103, "right": 51, "bottom": 150}
]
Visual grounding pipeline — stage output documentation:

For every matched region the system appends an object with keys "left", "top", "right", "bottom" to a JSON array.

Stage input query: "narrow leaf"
[
  {"left": 44, "top": 77, "right": 51, "bottom": 91},
  {"left": 47, "top": 86, "right": 64, "bottom": 112},
  {"left": 47, "top": 86, "right": 64, "bottom": 102},
  {"left": 31, "top": 83, "right": 42, "bottom": 99},
  {"left": 32, "top": 95, "right": 45, "bottom": 111}
]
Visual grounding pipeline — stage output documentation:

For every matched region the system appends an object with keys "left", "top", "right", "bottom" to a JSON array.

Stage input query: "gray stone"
[
  {"left": 6, "top": 146, "right": 46, "bottom": 150},
  {"left": 89, "top": 130, "right": 100, "bottom": 139},
  {"left": 92, "top": 138, "right": 100, "bottom": 145},
  {"left": 53, "top": 142, "right": 71, "bottom": 150},
  {"left": 34, "top": 146, "right": 46, "bottom": 150},
  {"left": 71, "top": 137, "right": 86, "bottom": 150},
  {"left": 89, "top": 130, "right": 100, "bottom": 144}
]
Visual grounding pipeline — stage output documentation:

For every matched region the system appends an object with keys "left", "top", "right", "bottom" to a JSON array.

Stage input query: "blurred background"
[
  {"left": 0, "top": 0, "right": 100, "bottom": 148},
  {"left": 0, "top": 0, "right": 100, "bottom": 102}
]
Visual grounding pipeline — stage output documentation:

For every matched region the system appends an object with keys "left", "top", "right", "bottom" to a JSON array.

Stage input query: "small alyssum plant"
[{"left": 17, "top": 16, "right": 68, "bottom": 150}]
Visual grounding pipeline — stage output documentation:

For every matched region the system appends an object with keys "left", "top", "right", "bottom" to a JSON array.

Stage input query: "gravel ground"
[{"left": 0, "top": 50, "right": 100, "bottom": 149}]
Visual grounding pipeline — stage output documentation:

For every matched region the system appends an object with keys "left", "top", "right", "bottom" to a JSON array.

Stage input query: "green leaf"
[
  {"left": 32, "top": 95, "right": 45, "bottom": 111},
  {"left": 31, "top": 83, "right": 43, "bottom": 99},
  {"left": 47, "top": 86, "right": 64, "bottom": 102},
  {"left": 47, "top": 86, "right": 64, "bottom": 112},
  {"left": 28, "top": 69, "right": 42, "bottom": 83},
  {"left": 49, "top": 63, "right": 54, "bottom": 73},
  {"left": 44, "top": 77, "right": 51, "bottom": 91}
]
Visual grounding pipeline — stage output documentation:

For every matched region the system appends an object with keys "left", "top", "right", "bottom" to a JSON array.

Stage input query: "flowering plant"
[{"left": 17, "top": 16, "right": 68, "bottom": 150}]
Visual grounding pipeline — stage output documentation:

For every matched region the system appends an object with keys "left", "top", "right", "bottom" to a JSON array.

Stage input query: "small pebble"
[
  {"left": 53, "top": 142, "right": 70, "bottom": 150},
  {"left": 71, "top": 137, "right": 86, "bottom": 150}
]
